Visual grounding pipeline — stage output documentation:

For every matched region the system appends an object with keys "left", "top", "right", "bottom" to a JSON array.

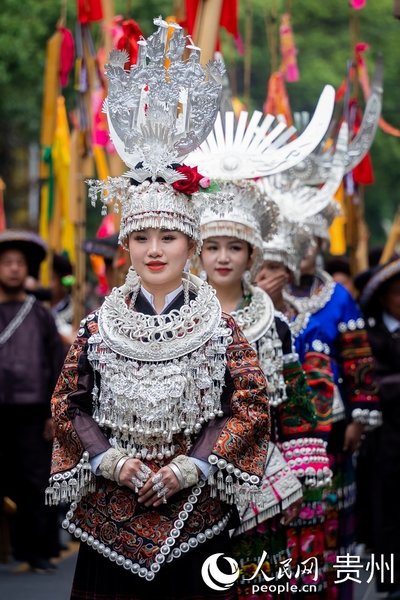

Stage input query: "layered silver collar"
[
  {"left": 98, "top": 272, "right": 222, "bottom": 361},
  {"left": 231, "top": 285, "right": 275, "bottom": 344},
  {"left": 283, "top": 270, "right": 335, "bottom": 317}
]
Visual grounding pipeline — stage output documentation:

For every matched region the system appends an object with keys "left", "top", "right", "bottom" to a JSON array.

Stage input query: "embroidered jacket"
[
  {"left": 230, "top": 287, "right": 330, "bottom": 534},
  {"left": 48, "top": 288, "right": 270, "bottom": 580},
  {"left": 293, "top": 282, "right": 380, "bottom": 426}
]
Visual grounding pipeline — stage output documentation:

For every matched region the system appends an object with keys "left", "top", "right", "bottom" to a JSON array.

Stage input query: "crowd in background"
[{"left": 0, "top": 226, "right": 399, "bottom": 599}]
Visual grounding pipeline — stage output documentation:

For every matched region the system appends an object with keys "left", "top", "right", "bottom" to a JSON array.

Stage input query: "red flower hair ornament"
[{"left": 171, "top": 165, "right": 211, "bottom": 195}]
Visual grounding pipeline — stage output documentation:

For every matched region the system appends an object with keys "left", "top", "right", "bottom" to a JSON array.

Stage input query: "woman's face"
[
  {"left": 256, "top": 260, "right": 290, "bottom": 284},
  {"left": 128, "top": 229, "right": 195, "bottom": 289},
  {"left": 201, "top": 236, "right": 251, "bottom": 287}
]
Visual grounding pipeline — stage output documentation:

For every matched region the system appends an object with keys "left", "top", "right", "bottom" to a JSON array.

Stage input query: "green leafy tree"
[{"left": 0, "top": 0, "right": 399, "bottom": 246}]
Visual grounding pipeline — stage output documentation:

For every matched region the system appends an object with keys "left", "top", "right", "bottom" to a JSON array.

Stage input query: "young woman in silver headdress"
[
  {"left": 198, "top": 180, "right": 331, "bottom": 598},
  {"left": 257, "top": 161, "right": 380, "bottom": 599},
  {"left": 256, "top": 218, "right": 336, "bottom": 596},
  {"left": 47, "top": 24, "right": 270, "bottom": 600}
]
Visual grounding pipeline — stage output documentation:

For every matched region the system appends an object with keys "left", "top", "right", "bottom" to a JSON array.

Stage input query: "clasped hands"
[{"left": 118, "top": 459, "right": 181, "bottom": 507}]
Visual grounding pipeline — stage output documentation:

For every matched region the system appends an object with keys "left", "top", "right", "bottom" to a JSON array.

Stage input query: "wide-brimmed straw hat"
[
  {"left": 0, "top": 229, "right": 47, "bottom": 278},
  {"left": 359, "top": 257, "right": 400, "bottom": 316}
]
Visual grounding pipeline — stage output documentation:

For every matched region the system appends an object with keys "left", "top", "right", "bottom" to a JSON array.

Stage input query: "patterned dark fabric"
[
  {"left": 356, "top": 321, "right": 400, "bottom": 593},
  {"left": 50, "top": 294, "right": 269, "bottom": 592}
]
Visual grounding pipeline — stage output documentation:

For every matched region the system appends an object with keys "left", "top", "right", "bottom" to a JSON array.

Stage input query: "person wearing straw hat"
[
  {"left": 355, "top": 257, "right": 400, "bottom": 598},
  {"left": 0, "top": 229, "right": 64, "bottom": 571}
]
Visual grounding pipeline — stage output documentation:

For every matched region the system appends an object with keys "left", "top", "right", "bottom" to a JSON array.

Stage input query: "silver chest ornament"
[
  {"left": 87, "top": 273, "right": 232, "bottom": 460},
  {"left": 232, "top": 285, "right": 287, "bottom": 407}
]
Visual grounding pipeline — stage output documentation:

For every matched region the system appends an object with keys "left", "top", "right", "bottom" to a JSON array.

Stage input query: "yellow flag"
[
  {"left": 52, "top": 96, "right": 75, "bottom": 263},
  {"left": 329, "top": 181, "right": 347, "bottom": 255}
]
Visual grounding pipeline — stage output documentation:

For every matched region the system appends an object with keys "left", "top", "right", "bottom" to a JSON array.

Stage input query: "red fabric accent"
[
  {"left": 348, "top": 98, "right": 375, "bottom": 185},
  {"left": 220, "top": 0, "right": 238, "bottom": 37},
  {"left": 353, "top": 152, "right": 374, "bottom": 185},
  {"left": 58, "top": 27, "right": 75, "bottom": 88},
  {"left": 116, "top": 19, "right": 144, "bottom": 68},
  {"left": 182, "top": 0, "right": 239, "bottom": 50},
  {"left": 77, "top": 0, "right": 103, "bottom": 24},
  {"left": 335, "top": 79, "right": 347, "bottom": 102},
  {"left": 183, "top": 0, "right": 200, "bottom": 35}
]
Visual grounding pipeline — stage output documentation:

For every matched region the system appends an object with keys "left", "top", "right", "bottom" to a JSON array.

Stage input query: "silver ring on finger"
[
  {"left": 131, "top": 476, "right": 144, "bottom": 489},
  {"left": 152, "top": 481, "right": 165, "bottom": 492},
  {"left": 152, "top": 473, "right": 163, "bottom": 484},
  {"left": 140, "top": 464, "right": 152, "bottom": 478},
  {"left": 157, "top": 487, "right": 169, "bottom": 499},
  {"left": 136, "top": 470, "right": 148, "bottom": 482},
  {"left": 162, "top": 496, "right": 167, "bottom": 504}
]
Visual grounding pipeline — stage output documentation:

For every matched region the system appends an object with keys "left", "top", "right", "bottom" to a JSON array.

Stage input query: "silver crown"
[
  {"left": 87, "top": 16, "right": 227, "bottom": 251},
  {"left": 262, "top": 219, "right": 312, "bottom": 279},
  {"left": 104, "top": 17, "right": 224, "bottom": 183}
]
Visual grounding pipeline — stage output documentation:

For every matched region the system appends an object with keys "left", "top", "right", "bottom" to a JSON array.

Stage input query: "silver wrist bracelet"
[
  {"left": 170, "top": 455, "right": 199, "bottom": 489},
  {"left": 100, "top": 448, "right": 127, "bottom": 481},
  {"left": 168, "top": 462, "right": 185, "bottom": 489},
  {"left": 113, "top": 456, "right": 130, "bottom": 484}
]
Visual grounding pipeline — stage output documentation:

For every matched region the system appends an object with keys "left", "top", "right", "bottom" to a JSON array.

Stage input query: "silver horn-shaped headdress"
[
  {"left": 185, "top": 85, "right": 335, "bottom": 180},
  {"left": 279, "top": 56, "right": 383, "bottom": 186},
  {"left": 185, "top": 86, "right": 335, "bottom": 267}
]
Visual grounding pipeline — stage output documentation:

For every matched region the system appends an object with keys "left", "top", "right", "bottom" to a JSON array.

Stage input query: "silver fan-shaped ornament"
[{"left": 185, "top": 85, "right": 335, "bottom": 179}]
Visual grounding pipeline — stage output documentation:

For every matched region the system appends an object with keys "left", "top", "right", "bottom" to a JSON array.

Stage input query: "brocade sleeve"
[
  {"left": 206, "top": 314, "right": 271, "bottom": 502},
  {"left": 336, "top": 290, "right": 380, "bottom": 426},
  {"left": 47, "top": 314, "right": 109, "bottom": 504}
]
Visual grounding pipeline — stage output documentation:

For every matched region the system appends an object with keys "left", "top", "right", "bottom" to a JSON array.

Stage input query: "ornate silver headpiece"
[
  {"left": 259, "top": 123, "right": 348, "bottom": 240},
  {"left": 87, "top": 16, "right": 227, "bottom": 253},
  {"left": 262, "top": 219, "right": 311, "bottom": 280},
  {"left": 185, "top": 84, "right": 335, "bottom": 180}
]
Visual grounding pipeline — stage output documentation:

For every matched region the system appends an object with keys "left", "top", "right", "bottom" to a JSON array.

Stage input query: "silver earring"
[
  {"left": 199, "top": 270, "right": 207, "bottom": 281},
  {"left": 243, "top": 270, "right": 252, "bottom": 286},
  {"left": 184, "top": 277, "right": 190, "bottom": 304},
  {"left": 121, "top": 267, "right": 141, "bottom": 305}
]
